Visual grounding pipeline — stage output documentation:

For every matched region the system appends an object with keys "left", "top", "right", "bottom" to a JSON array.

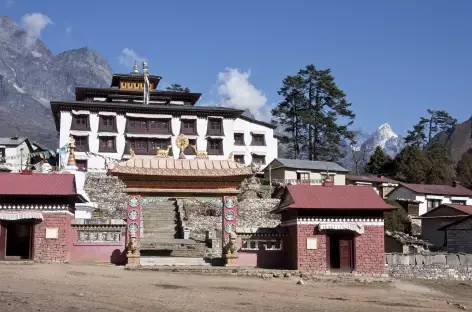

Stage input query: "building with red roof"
[
  {"left": 346, "top": 174, "right": 399, "bottom": 199},
  {"left": 0, "top": 171, "right": 84, "bottom": 261},
  {"left": 387, "top": 181, "right": 472, "bottom": 217},
  {"left": 274, "top": 179, "right": 393, "bottom": 274}
]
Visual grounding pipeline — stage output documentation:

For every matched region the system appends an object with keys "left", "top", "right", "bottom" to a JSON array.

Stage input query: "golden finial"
[
  {"left": 132, "top": 61, "right": 139, "bottom": 74},
  {"left": 67, "top": 136, "right": 76, "bottom": 166}
]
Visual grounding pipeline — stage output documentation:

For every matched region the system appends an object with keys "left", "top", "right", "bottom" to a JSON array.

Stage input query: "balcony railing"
[{"left": 271, "top": 179, "right": 324, "bottom": 185}]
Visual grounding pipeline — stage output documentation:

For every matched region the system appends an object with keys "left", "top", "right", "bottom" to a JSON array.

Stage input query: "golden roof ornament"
[
  {"left": 67, "top": 135, "right": 76, "bottom": 166},
  {"left": 132, "top": 61, "right": 139, "bottom": 74}
]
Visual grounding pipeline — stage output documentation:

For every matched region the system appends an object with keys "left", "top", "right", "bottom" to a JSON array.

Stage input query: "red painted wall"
[
  {"left": 70, "top": 228, "right": 126, "bottom": 264},
  {"left": 354, "top": 225, "right": 385, "bottom": 274},
  {"left": 297, "top": 224, "right": 328, "bottom": 271},
  {"left": 237, "top": 250, "right": 285, "bottom": 268},
  {"left": 33, "top": 213, "right": 73, "bottom": 261}
]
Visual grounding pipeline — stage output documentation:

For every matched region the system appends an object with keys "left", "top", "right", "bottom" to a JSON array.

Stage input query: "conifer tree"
[
  {"left": 364, "top": 146, "right": 392, "bottom": 176},
  {"left": 393, "top": 146, "right": 430, "bottom": 183},
  {"left": 456, "top": 151, "right": 472, "bottom": 189},
  {"left": 425, "top": 142, "right": 454, "bottom": 184},
  {"left": 405, "top": 109, "right": 456, "bottom": 148}
]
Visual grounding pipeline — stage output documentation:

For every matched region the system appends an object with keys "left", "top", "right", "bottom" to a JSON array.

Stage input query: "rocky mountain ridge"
[{"left": 0, "top": 16, "right": 112, "bottom": 148}]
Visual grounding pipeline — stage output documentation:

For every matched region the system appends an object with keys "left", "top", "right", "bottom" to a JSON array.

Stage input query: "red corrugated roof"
[
  {"left": 281, "top": 184, "right": 392, "bottom": 210},
  {"left": 346, "top": 175, "right": 398, "bottom": 184},
  {"left": 401, "top": 183, "right": 472, "bottom": 196},
  {"left": 441, "top": 204, "right": 472, "bottom": 215},
  {"left": 0, "top": 172, "right": 76, "bottom": 196}
]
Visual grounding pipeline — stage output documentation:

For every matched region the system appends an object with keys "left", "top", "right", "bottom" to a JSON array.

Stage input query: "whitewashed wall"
[
  {"left": 59, "top": 112, "right": 278, "bottom": 171},
  {"left": 387, "top": 186, "right": 472, "bottom": 216}
]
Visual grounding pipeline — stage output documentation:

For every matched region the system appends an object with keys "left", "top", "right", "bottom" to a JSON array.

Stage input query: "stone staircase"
[{"left": 140, "top": 200, "right": 209, "bottom": 265}]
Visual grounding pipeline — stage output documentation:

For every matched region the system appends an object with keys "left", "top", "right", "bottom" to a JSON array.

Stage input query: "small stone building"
[
  {"left": 384, "top": 231, "right": 430, "bottom": 254},
  {"left": 439, "top": 216, "right": 472, "bottom": 253},
  {"left": 0, "top": 171, "right": 83, "bottom": 261},
  {"left": 273, "top": 180, "right": 394, "bottom": 274}
]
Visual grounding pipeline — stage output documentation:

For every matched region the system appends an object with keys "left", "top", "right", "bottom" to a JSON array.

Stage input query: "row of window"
[
  {"left": 73, "top": 136, "right": 265, "bottom": 163},
  {"left": 71, "top": 115, "right": 266, "bottom": 146},
  {"left": 426, "top": 198, "right": 467, "bottom": 211}
]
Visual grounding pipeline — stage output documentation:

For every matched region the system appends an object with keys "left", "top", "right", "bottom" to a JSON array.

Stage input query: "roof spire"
[{"left": 131, "top": 61, "right": 139, "bottom": 74}]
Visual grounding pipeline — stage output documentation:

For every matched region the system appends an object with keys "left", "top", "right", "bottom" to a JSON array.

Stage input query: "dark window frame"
[
  {"left": 0, "top": 148, "right": 5, "bottom": 163},
  {"left": 207, "top": 138, "right": 223, "bottom": 155},
  {"left": 181, "top": 119, "right": 197, "bottom": 135},
  {"left": 207, "top": 118, "right": 224, "bottom": 136},
  {"left": 98, "top": 115, "right": 117, "bottom": 132},
  {"left": 234, "top": 133, "right": 245, "bottom": 146},
  {"left": 250, "top": 133, "right": 266, "bottom": 146},
  {"left": 234, "top": 154, "right": 245, "bottom": 164},
  {"left": 71, "top": 115, "right": 90, "bottom": 131},
  {"left": 252, "top": 154, "right": 266, "bottom": 165},
  {"left": 427, "top": 199, "right": 442, "bottom": 211},
  {"left": 98, "top": 137, "right": 117, "bottom": 153},
  {"left": 74, "top": 136, "right": 89, "bottom": 152},
  {"left": 127, "top": 138, "right": 171, "bottom": 155},
  {"left": 76, "top": 159, "right": 88, "bottom": 172},
  {"left": 127, "top": 118, "right": 171, "bottom": 134},
  {"left": 184, "top": 139, "right": 196, "bottom": 155},
  {"left": 451, "top": 200, "right": 466, "bottom": 205}
]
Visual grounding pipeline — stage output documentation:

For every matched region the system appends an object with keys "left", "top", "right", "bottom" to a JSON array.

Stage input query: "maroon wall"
[
  {"left": 33, "top": 213, "right": 73, "bottom": 261},
  {"left": 70, "top": 228, "right": 126, "bottom": 264}
]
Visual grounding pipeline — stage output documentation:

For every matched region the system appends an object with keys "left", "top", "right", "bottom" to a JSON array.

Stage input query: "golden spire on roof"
[{"left": 131, "top": 61, "right": 139, "bottom": 74}]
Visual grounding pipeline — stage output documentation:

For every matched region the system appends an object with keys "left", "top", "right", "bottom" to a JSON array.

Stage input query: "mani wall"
[{"left": 386, "top": 253, "right": 472, "bottom": 280}]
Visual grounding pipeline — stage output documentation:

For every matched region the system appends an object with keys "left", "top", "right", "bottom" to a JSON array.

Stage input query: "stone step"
[
  {"left": 140, "top": 257, "right": 210, "bottom": 266},
  {"left": 144, "top": 217, "right": 177, "bottom": 221}
]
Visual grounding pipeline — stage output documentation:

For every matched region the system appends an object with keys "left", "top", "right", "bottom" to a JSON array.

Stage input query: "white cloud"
[
  {"left": 6, "top": 0, "right": 13, "bottom": 8},
  {"left": 217, "top": 68, "right": 268, "bottom": 120},
  {"left": 65, "top": 26, "right": 71, "bottom": 36},
  {"left": 118, "top": 48, "right": 147, "bottom": 69},
  {"left": 21, "top": 13, "right": 53, "bottom": 47}
]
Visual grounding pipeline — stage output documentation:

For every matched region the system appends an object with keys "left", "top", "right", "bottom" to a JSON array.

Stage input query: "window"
[
  {"left": 252, "top": 154, "right": 265, "bottom": 165},
  {"left": 128, "top": 138, "right": 171, "bottom": 155},
  {"left": 207, "top": 139, "right": 223, "bottom": 155},
  {"left": 71, "top": 115, "right": 89, "bottom": 131},
  {"left": 427, "top": 199, "right": 442, "bottom": 211},
  {"left": 207, "top": 118, "right": 223, "bottom": 136},
  {"left": 74, "top": 136, "right": 89, "bottom": 152},
  {"left": 149, "top": 139, "right": 171, "bottom": 153},
  {"left": 234, "top": 133, "right": 245, "bottom": 146},
  {"left": 234, "top": 155, "right": 244, "bottom": 164},
  {"left": 99, "top": 116, "right": 116, "bottom": 132},
  {"left": 297, "top": 172, "right": 310, "bottom": 181},
  {"left": 181, "top": 119, "right": 196, "bottom": 135},
  {"left": 149, "top": 119, "right": 171, "bottom": 134},
  {"left": 251, "top": 134, "right": 266, "bottom": 146},
  {"left": 451, "top": 200, "right": 466, "bottom": 205},
  {"left": 184, "top": 139, "right": 196, "bottom": 155},
  {"left": 241, "top": 239, "right": 282, "bottom": 251},
  {"left": 127, "top": 118, "right": 171, "bottom": 134},
  {"left": 99, "top": 137, "right": 116, "bottom": 153},
  {"left": 0, "top": 148, "right": 5, "bottom": 164},
  {"left": 76, "top": 160, "right": 87, "bottom": 172}
]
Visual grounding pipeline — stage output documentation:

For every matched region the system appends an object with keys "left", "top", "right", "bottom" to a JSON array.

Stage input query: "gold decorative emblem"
[{"left": 176, "top": 134, "right": 189, "bottom": 150}]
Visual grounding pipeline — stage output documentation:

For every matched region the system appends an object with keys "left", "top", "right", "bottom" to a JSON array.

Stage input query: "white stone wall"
[
  {"left": 59, "top": 111, "right": 278, "bottom": 171},
  {"left": 1, "top": 141, "right": 31, "bottom": 171}
]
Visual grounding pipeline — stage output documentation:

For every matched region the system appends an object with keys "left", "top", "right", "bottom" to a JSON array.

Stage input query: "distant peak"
[{"left": 378, "top": 123, "right": 392, "bottom": 131}]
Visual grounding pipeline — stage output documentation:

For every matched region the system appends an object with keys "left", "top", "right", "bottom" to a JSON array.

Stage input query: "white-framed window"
[
  {"left": 240, "top": 239, "right": 282, "bottom": 251},
  {"left": 451, "top": 200, "right": 466, "bottom": 205},
  {"left": 427, "top": 199, "right": 442, "bottom": 211}
]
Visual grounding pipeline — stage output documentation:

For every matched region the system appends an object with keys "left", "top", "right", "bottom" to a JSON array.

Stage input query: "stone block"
[
  {"left": 385, "top": 254, "right": 393, "bottom": 265},
  {"left": 447, "top": 254, "right": 461, "bottom": 265},
  {"left": 415, "top": 254, "right": 425, "bottom": 265},
  {"left": 459, "top": 254, "right": 472, "bottom": 266},
  {"left": 432, "top": 254, "right": 447, "bottom": 265}
]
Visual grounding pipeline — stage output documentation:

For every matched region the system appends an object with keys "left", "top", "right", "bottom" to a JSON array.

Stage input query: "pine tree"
[
  {"left": 364, "top": 146, "right": 392, "bottom": 176},
  {"left": 456, "top": 151, "right": 472, "bottom": 189},
  {"left": 425, "top": 142, "right": 454, "bottom": 184},
  {"left": 272, "top": 65, "right": 355, "bottom": 161},
  {"left": 165, "top": 84, "right": 190, "bottom": 93},
  {"left": 393, "top": 146, "right": 430, "bottom": 183},
  {"left": 405, "top": 110, "right": 456, "bottom": 148}
]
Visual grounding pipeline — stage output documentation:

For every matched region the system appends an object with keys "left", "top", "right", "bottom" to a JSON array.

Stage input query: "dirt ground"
[{"left": 0, "top": 263, "right": 470, "bottom": 312}]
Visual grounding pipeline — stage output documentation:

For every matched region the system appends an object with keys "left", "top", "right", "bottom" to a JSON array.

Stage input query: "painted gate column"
[
  {"left": 126, "top": 195, "right": 141, "bottom": 266},
  {"left": 222, "top": 196, "right": 238, "bottom": 266}
]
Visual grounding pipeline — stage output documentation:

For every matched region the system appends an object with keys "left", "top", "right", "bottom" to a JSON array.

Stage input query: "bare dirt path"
[{"left": 0, "top": 263, "right": 468, "bottom": 312}]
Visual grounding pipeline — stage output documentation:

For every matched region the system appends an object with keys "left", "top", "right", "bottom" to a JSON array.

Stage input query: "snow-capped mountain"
[
  {"left": 340, "top": 123, "right": 405, "bottom": 172},
  {"left": 361, "top": 123, "right": 405, "bottom": 157}
]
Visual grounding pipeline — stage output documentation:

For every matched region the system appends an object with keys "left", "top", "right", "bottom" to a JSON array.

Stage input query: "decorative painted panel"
[
  {"left": 222, "top": 196, "right": 238, "bottom": 246},
  {"left": 127, "top": 195, "right": 141, "bottom": 239},
  {"left": 77, "top": 231, "right": 121, "bottom": 242}
]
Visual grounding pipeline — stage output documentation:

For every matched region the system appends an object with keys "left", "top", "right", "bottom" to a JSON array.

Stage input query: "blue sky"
[{"left": 5, "top": 0, "right": 472, "bottom": 135}]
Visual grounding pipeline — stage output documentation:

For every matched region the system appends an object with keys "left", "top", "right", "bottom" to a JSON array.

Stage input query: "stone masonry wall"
[
  {"left": 297, "top": 224, "right": 328, "bottom": 272},
  {"left": 387, "top": 253, "right": 472, "bottom": 280},
  {"left": 444, "top": 218, "right": 472, "bottom": 253},
  {"left": 84, "top": 173, "right": 128, "bottom": 218},
  {"left": 355, "top": 225, "right": 385, "bottom": 274},
  {"left": 183, "top": 198, "right": 281, "bottom": 242},
  {"left": 33, "top": 213, "right": 73, "bottom": 262}
]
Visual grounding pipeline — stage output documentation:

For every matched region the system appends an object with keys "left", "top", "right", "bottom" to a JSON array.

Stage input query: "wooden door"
[
  {"left": 339, "top": 237, "right": 354, "bottom": 272},
  {"left": 0, "top": 222, "right": 6, "bottom": 261}
]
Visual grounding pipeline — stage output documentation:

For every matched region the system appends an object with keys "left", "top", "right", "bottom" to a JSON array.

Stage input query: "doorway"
[
  {"left": 328, "top": 232, "right": 354, "bottom": 272},
  {"left": 2, "top": 221, "right": 33, "bottom": 260}
]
